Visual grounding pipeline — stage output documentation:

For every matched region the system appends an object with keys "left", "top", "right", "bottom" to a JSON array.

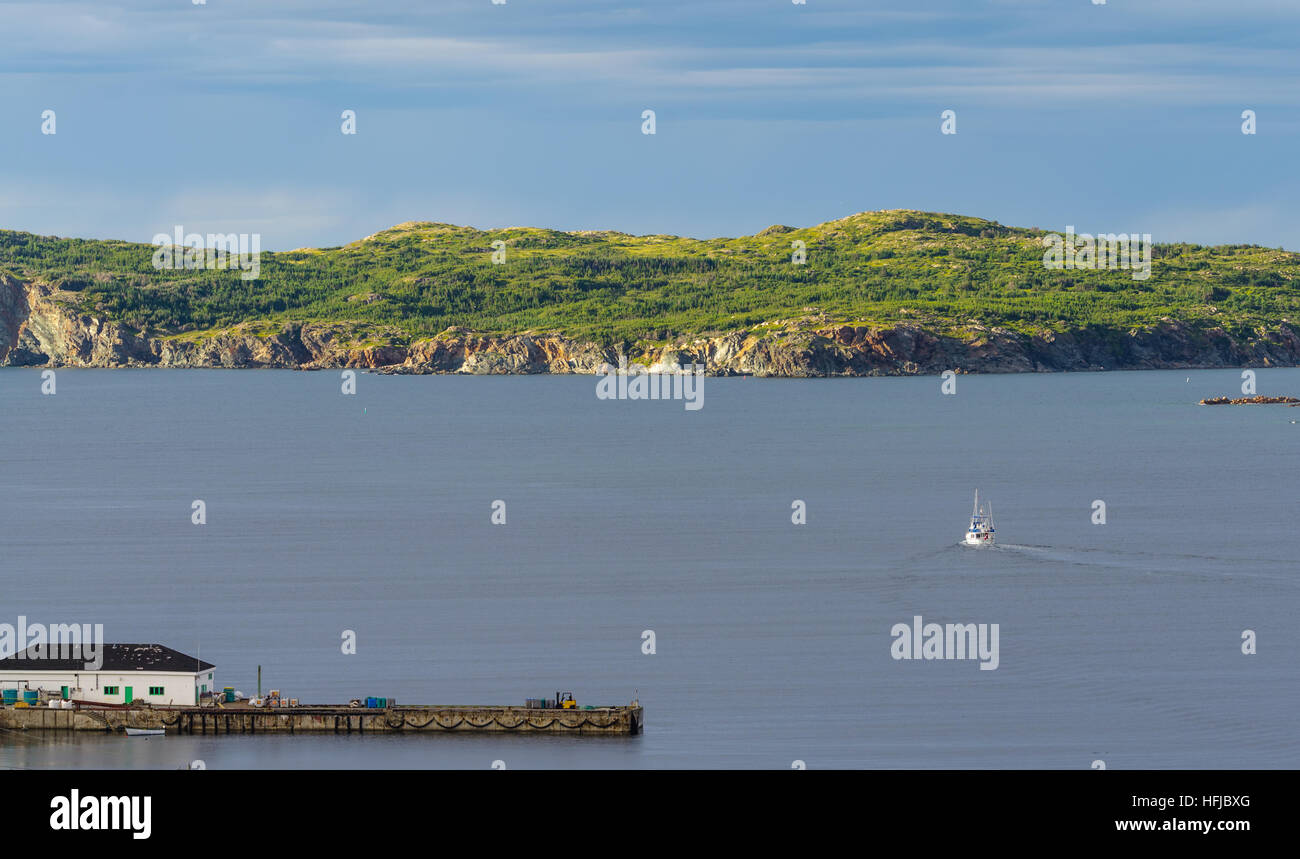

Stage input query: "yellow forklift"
[{"left": 554, "top": 691, "right": 577, "bottom": 709}]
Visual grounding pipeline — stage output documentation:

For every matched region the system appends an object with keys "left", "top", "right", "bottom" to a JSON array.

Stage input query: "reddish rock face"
[{"left": 0, "top": 275, "right": 31, "bottom": 363}]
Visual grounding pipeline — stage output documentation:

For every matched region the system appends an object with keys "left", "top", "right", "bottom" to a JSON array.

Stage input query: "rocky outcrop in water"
[
  {"left": 1200, "top": 396, "right": 1300, "bottom": 405},
  {"left": 3, "top": 275, "right": 1299, "bottom": 375}
]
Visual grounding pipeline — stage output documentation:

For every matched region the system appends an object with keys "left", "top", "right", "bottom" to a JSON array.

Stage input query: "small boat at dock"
[{"left": 123, "top": 727, "right": 165, "bottom": 737}]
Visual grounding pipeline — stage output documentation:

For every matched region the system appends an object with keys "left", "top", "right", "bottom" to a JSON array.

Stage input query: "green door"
[
  {"left": 125, "top": 686, "right": 132, "bottom": 704},
  {"left": 61, "top": 686, "right": 68, "bottom": 700}
]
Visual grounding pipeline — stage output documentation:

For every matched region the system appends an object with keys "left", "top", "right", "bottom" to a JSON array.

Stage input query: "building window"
[
  {"left": 104, "top": 686, "right": 119, "bottom": 695},
  {"left": 149, "top": 686, "right": 164, "bottom": 696}
]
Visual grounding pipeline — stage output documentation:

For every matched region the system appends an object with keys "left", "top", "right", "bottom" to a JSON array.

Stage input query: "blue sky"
[{"left": 2, "top": 0, "right": 1298, "bottom": 250}]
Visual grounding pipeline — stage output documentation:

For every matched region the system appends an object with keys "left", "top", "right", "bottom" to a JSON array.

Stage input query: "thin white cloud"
[{"left": 1, "top": 1, "right": 1296, "bottom": 108}]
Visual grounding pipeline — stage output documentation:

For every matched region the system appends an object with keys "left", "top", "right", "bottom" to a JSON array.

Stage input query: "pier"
[{"left": 0, "top": 703, "right": 644, "bottom": 736}]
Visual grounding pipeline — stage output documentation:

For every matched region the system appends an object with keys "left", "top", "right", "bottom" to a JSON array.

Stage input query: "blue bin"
[
  {"left": 22, "top": 691, "right": 38, "bottom": 702},
  {"left": 2, "top": 689, "right": 17, "bottom": 703}
]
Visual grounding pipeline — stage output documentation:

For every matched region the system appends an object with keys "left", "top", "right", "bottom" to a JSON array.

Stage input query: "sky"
[{"left": 1, "top": 0, "right": 1298, "bottom": 250}]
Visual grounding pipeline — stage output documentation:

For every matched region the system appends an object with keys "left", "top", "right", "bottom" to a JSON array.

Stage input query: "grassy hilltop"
[{"left": 0, "top": 210, "right": 1296, "bottom": 351}]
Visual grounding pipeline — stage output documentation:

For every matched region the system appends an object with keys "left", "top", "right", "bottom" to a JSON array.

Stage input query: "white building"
[{"left": 0, "top": 643, "right": 215, "bottom": 707}]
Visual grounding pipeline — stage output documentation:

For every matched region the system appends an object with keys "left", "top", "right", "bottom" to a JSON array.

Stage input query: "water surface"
[{"left": 1, "top": 367, "right": 1296, "bottom": 768}]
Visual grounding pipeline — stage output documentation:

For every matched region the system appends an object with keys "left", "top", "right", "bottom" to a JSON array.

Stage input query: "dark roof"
[{"left": 0, "top": 643, "right": 215, "bottom": 673}]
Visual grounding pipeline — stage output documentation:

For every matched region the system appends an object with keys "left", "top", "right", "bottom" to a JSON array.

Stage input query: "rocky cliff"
[{"left": 3, "top": 275, "right": 1298, "bottom": 375}]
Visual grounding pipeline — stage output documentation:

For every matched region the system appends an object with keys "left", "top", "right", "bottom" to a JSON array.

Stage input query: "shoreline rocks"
[{"left": 5, "top": 275, "right": 1300, "bottom": 377}]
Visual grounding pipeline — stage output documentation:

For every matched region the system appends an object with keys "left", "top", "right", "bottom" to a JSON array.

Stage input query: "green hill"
[{"left": 1, "top": 210, "right": 1296, "bottom": 351}]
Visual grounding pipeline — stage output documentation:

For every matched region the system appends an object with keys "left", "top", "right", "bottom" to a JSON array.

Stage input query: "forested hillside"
[{"left": 1, "top": 210, "right": 1295, "bottom": 351}]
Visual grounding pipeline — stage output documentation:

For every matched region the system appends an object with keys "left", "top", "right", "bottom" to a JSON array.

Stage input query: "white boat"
[
  {"left": 123, "top": 727, "right": 165, "bottom": 737},
  {"left": 963, "top": 490, "right": 995, "bottom": 546}
]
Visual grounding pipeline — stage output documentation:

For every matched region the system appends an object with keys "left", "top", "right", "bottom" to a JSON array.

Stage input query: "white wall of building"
[{"left": 0, "top": 669, "right": 214, "bottom": 706}]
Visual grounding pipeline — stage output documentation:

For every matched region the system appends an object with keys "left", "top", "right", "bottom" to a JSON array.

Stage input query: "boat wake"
[{"left": 972, "top": 541, "right": 1291, "bottom": 579}]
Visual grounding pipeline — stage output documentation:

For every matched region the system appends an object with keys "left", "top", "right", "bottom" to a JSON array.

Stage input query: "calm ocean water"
[{"left": 1, "top": 367, "right": 1296, "bottom": 769}]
